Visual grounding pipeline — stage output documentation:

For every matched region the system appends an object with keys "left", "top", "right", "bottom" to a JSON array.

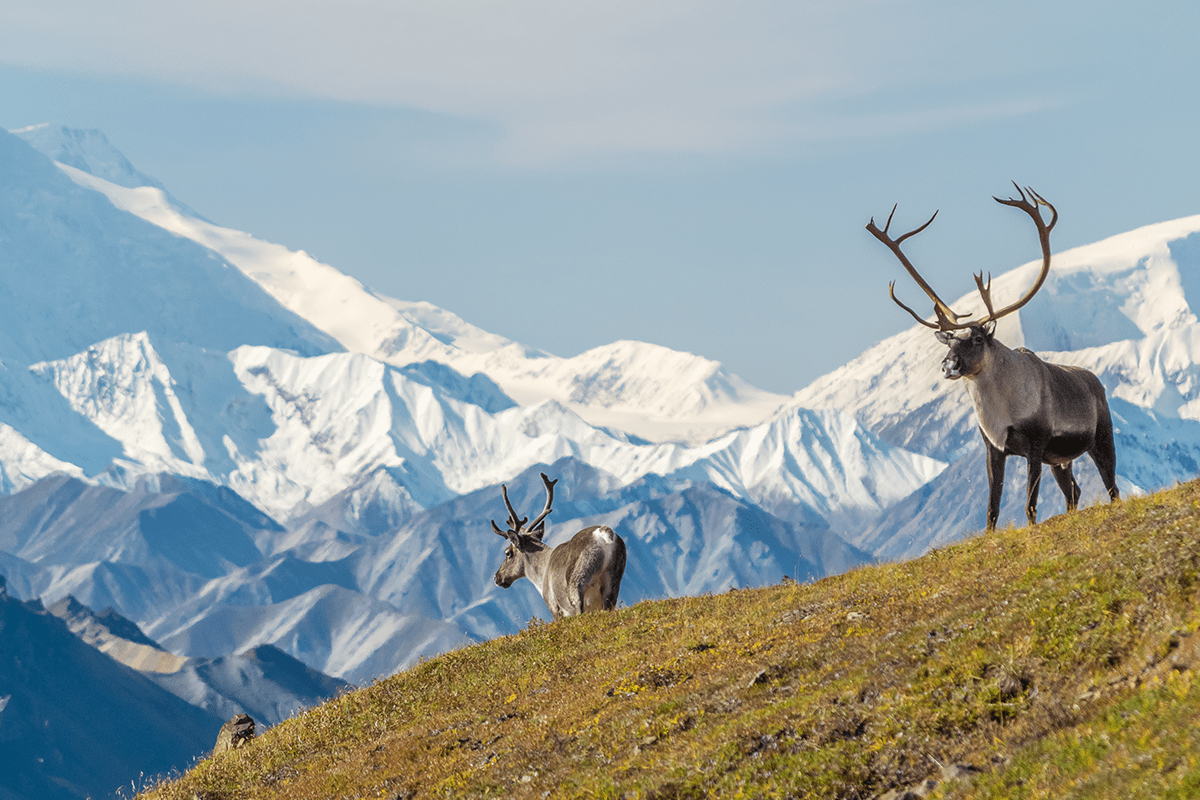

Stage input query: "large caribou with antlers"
[
  {"left": 490, "top": 473, "right": 627, "bottom": 620},
  {"left": 867, "top": 184, "right": 1120, "bottom": 531}
]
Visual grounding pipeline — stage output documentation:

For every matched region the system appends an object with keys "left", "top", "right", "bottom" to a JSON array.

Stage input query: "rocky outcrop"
[{"left": 213, "top": 713, "right": 256, "bottom": 755}]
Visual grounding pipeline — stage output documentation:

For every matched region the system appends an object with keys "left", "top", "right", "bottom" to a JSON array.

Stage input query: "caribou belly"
[
  {"left": 966, "top": 350, "right": 1101, "bottom": 460},
  {"left": 979, "top": 415, "right": 1095, "bottom": 463}
]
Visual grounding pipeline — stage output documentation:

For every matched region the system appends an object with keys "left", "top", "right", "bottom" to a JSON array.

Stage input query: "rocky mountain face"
[
  {"left": 0, "top": 589, "right": 223, "bottom": 800},
  {"left": 46, "top": 593, "right": 348, "bottom": 726}
]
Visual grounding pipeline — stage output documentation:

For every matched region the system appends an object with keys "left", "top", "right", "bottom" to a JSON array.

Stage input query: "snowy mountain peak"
[
  {"left": 1007, "top": 216, "right": 1200, "bottom": 352},
  {"left": 11, "top": 123, "right": 165, "bottom": 191},
  {"left": 31, "top": 332, "right": 208, "bottom": 476},
  {"left": 34, "top": 134, "right": 787, "bottom": 444},
  {"left": 0, "top": 128, "right": 340, "bottom": 367}
]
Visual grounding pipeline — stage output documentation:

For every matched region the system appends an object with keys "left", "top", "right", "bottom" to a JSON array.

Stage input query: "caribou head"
[
  {"left": 936, "top": 326, "right": 993, "bottom": 381},
  {"left": 491, "top": 472, "right": 627, "bottom": 620},
  {"left": 491, "top": 473, "right": 557, "bottom": 589},
  {"left": 867, "top": 184, "right": 1119, "bottom": 531}
]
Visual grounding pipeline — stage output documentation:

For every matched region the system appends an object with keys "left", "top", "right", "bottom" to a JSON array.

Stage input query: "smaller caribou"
[{"left": 491, "top": 473, "right": 627, "bottom": 621}]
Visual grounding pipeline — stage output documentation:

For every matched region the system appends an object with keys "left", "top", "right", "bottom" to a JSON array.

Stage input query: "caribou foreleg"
[
  {"left": 984, "top": 438, "right": 1007, "bottom": 532},
  {"left": 1024, "top": 457, "right": 1043, "bottom": 526}
]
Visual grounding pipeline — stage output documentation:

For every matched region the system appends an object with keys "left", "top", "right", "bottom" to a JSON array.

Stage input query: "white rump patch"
[{"left": 593, "top": 526, "right": 616, "bottom": 544}]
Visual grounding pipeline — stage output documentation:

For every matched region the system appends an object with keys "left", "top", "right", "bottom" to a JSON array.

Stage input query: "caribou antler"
[
  {"left": 491, "top": 483, "right": 527, "bottom": 537},
  {"left": 868, "top": 183, "right": 1057, "bottom": 331},
  {"left": 867, "top": 205, "right": 967, "bottom": 330},
  {"left": 491, "top": 472, "right": 558, "bottom": 537},
  {"left": 978, "top": 183, "right": 1057, "bottom": 324},
  {"left": 527, "top": 473, "right": 557, "bottom": 534}
]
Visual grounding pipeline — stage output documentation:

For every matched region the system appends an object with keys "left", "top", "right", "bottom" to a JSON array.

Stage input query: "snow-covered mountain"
[
  {"left": 53, "top": 154, "right": 788, "bottom": 446},
  {"left": 0, "top": 122, "right": 930, "bottom": 701},
  {"left": 2, "top": 122, "right": 1200, "bottom": 756}
]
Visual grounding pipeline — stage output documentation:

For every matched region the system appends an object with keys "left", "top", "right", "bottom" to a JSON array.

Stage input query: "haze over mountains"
[{"left": 2, "top": 122, "right": 1200, "bottom": 797}]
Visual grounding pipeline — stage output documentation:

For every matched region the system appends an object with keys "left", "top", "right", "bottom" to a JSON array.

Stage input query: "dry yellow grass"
[{"left": 141, "top": 479, "right": 1200, "bottom": 799}]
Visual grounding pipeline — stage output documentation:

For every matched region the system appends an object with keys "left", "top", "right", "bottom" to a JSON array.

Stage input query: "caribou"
[
  {"left": 490, "top": 472, "right": 627, "bottom": 621},
  {"left": 867, "top": 184, "right": 1120, "bottom": 531}
]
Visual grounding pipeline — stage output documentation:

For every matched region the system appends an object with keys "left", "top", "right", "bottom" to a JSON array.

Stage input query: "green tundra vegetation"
[{"left": 141, "top": 480, "right": 1200, "bottom": 799}]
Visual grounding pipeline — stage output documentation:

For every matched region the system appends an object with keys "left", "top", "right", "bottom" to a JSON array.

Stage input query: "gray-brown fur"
[
  {"left": 491, "top": 473, "right": 626, "bottom": 621},
  {"left": 938, "top": 325, "right": 1119, "bottom": 529},
  {"left": 870, "top": 184, "right": 1120, "bottom": 531}
]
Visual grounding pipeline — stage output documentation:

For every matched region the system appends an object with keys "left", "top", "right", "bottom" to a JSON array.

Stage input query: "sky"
[{"left": 2, "top": 0, "right": 1199, "bottom": 395}]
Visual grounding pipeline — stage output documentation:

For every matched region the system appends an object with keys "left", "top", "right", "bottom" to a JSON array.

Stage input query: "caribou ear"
[
  {"left": 983, "top": 320, "right": 997, "bottom": 339},
  {"left": 935, "top": 330, "right": 955, "bottom": 346}
]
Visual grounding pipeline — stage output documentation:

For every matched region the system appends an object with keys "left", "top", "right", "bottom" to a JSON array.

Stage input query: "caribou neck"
[
  {"left": 961, "top": 339, "right": 1045, "bottom": 452},
  {"left": 515, "top": 539, "right": 555, "bottom": 602}
]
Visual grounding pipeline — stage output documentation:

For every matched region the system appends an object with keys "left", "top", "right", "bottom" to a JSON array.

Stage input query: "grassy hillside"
[{"left": 141, "top": 480, "right": 1200, "bottom": 799}]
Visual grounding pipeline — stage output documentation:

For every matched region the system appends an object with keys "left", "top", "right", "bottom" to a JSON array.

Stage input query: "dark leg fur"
[
  {"left": 1051, "top": 463, "right": 1081, "bottom": 512},
  {"left": 984, "top": 438, "right": 1006, "bottom": 532},
  {"left": 1025, "top": 457, "right": 1043, "bottom": 526},
  {"left": 1090, "top": 415, "right": 1121, "bottom": 503},
  {"left": 604, "top": 541, "right": 626, "bottom": 610}
]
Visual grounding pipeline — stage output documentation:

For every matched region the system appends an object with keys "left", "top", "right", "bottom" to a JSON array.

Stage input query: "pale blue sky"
[{"left": 2, "top": 1, "right": 1198, "bottom": 394}]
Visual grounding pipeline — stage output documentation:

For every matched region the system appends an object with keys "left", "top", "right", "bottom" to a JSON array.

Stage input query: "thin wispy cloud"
[{"left": 0, "top": 0, "right": 1072, "bottom": 164}]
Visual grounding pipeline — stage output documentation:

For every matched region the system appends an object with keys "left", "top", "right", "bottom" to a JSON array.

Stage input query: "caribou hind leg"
[
  {"left": 1051, "top": 462, "right": 1081, "bottom": 512},
  {"left": 602, "top": 543, "right": 627, "bottom": 610},
  {"left": 1090, "top": 416, "right": 1121, "bottom": 503}
]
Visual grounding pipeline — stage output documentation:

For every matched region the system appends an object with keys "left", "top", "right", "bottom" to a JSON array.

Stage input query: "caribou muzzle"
[{"left": 941, "top": 354, "right": 963, "bottom": 379}]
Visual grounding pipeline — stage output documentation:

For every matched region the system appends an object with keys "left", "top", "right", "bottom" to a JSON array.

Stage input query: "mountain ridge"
[
  {"left": 0, "top": 590, "right": 224, "bottom": 800},
  {"left": 41, "top": 147, "right": 788, "bottom": 446}
]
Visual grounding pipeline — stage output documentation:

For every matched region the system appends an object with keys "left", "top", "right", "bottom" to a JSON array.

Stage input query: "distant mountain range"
[
  {"left": 0, "top": 587, "right": 222, "bottom": 800},
  {"left": 2, "top": 123, "right": 1199, "bottom": 797}
]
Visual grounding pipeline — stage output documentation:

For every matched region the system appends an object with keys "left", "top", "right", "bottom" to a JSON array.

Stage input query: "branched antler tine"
[
  {"left": 981, "top": 183, "right": 1057, "bottom": 324},
  {"left": 867, "top": 204, "right": 898, "bottom": 237},
  {"left": 894, "top": 208, "right": 939, "bottom": 245},
  {"left": 869, "top": 207, "right": 969, "bottom": 329},
  {"left": 888, "top": 282, "right": 941, "bottom": 330},
  {"left": 491, "top": 519, "right": 509, "bottom": 538},
  {"left": 993, "top": 183, "right": 1027, "bottom": 212},
  {"left": 527, "top": 473, "right": 558, "bottom": 533},
  {"left": 934, "top": 306, "right": 964, "bottom": 330},
  {"left": 993, "top": 183, "right": 1056, "bottom": 231},
  {"left": 500, "top": 484, "right": 527, "bottom": 531},
  {"left": 1026, "top": 187, "right": 1058, "bottom": 231},
  {"left": 973, "top": 272, "right": 996, "bottom": 319}
]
